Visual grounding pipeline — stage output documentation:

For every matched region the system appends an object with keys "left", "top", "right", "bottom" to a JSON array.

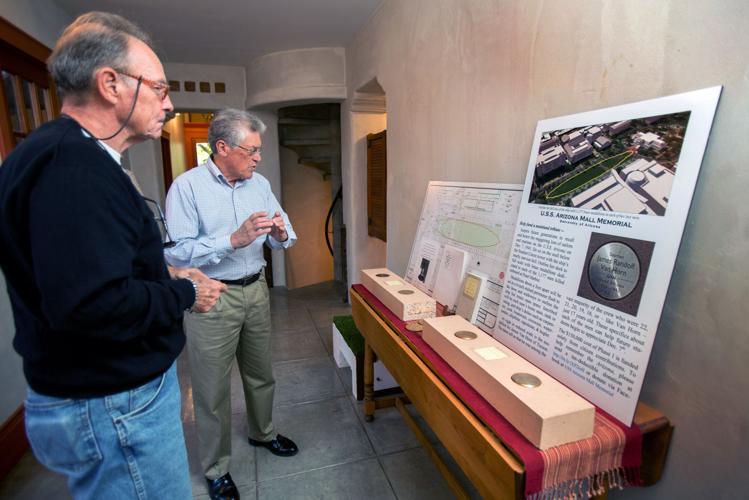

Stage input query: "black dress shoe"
[
  {"left": 206, "top": 473, "right": 239, "bottom": 500},
  {"left": 248, "top": 433, "right": 299, "bottom": 457}
]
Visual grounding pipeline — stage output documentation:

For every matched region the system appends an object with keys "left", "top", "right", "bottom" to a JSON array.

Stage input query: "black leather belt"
[{"left": 220, "top": 272, "right": 261, "bottom": 287}]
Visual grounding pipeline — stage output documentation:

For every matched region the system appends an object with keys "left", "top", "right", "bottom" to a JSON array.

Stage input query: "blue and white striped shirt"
[{"left": 164, "top": 157, "right": 296, "bottom": 280}]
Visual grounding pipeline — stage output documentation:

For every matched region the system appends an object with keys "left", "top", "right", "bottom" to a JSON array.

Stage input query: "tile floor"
[{"left": 0, "top": 281, "right": 479, "bottom": 499}]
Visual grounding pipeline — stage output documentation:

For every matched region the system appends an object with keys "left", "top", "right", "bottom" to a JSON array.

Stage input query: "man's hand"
[
  {"left": 269, "top": 211, "right": 288, "bottom": 242},
  {"left": 172, "top": 267, "right": 227, "bottom": 313},
  {"left": 230, "top": 211, "right": 273, "bottom": 249}
]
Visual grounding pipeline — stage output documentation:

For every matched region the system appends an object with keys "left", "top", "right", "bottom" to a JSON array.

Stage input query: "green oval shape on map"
[{"left": 438, "top": 218, "right": 499, "bottom": 248}]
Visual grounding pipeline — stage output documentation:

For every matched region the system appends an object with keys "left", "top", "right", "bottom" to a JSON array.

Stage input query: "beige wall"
[
  {"left": 123, "top": 139, "right": 165, "bottom": 205},
  {"left": 245, "top": 47, "right": 346, "bottom": 108},
  {"left": 281, "top": 147, "right": 333, "bottom": 289},
  {"left": 164, "top": 62, "right": 247, "bottom": 111},
  {"left": 344, "top": 1, "right": 749, "bottom": 498},
  {"left": 341, "top": 110, "right": 387, "bottom": 284},
  {"left": 0, "top": 0, "right": 71, "bottom": 47},
  {"left": 0, "top": 271, "right": 22, "bottom": 423}
]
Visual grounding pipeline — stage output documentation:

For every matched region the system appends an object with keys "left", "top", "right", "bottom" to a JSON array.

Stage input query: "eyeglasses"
[
  {"left": 234, "top": 144, "right": 262, "bottom": 156},
  {"left": 118, "top": 71, "right": 170, "bottom": 101},
  {"left": 142, "top": 196, "right": 176, "bottom": 248}
]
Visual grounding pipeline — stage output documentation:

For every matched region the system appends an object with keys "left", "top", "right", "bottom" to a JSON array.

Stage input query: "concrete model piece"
[
  {"left": 361, "top": 268, "right": 437, "bottom": 321},
  {"left": 422, "top": 315, "right": 594, "bottom": 449}
]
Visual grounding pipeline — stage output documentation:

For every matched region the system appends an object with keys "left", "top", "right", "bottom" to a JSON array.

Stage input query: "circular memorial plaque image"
[
  {"left": 376, "top": 273, "right": 390, "bottom": 277},
  {"left": 398, "top": 289, "right": 415, "bottom": 295},
  {"left": 454, "top": 330, "right": 477, "bottom": 340},
  {"left": 588, "top": 241, "right": 641, "bottom": 301},
  {"left": 405, "top": 321, "right": 423, "bottom": 333},
  {"left": 511, "top": 372, "right": 542, "bottom": 388}
]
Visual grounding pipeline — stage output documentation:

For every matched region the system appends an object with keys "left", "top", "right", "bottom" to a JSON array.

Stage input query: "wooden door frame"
[{"left": 183, "top": 122, "right": 210, "bottom": 170}]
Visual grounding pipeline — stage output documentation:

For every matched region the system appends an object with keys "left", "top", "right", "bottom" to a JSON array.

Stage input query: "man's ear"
[
  {"left": 94, "top": 67, "right": 121, "bottom": 104},
  {"left": 215, "top": 140, "right": 230, "bottom": 157}
]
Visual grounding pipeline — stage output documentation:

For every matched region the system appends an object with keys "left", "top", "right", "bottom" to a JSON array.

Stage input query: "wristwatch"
[{"left": 185, "top": 277, "right": 199, "bottom": 311}]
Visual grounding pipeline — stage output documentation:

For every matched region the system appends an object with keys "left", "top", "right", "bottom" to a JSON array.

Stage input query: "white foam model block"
[
  {"left": 422, "top": 316, "right": 594, "bottom": 449},
  {"left": 361, "top": 268, "right": 436, "bottom": 321}
]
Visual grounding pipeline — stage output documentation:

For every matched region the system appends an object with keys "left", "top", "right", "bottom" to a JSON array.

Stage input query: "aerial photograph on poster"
[{"left": 528, "top": 111, "right": 691, "bottom": 216}]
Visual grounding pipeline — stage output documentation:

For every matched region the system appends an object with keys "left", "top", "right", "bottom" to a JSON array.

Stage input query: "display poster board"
[
  {"left": 494, "top": 86, "right": 722, "bottom": 425},
  {"left": 405, "top": 181, "right": 523, "bottom": 333}
]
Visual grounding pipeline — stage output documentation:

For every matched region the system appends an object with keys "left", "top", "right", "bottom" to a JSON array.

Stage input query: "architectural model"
[
  {"left": 361, "top": 268, "right": 436, "bottom": 320},
  {"left": 423, "top": 315, "right": 594, "bottom": 449}
]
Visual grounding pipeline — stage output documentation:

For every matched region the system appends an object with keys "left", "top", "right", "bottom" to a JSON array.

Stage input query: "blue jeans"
[{"left": 24, "top": 364, "right": 192, "bottom": 500}]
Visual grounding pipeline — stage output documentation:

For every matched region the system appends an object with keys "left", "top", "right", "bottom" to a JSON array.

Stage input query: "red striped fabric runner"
[{"left": 532, "top": 411, "right": 642, "bottom": 498}]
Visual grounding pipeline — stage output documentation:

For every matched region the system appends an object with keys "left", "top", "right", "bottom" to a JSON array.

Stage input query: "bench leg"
[{"left": 364, "top": 341, "right": 375, "bottom": 421}]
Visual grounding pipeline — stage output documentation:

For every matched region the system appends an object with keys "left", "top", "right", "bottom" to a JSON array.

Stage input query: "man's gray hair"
[
  {"left": 48, "top": 11, "right": 152, "bottom": 100},
  {"left": 209, "top": 109, "right": 267, "bottom": 154}
]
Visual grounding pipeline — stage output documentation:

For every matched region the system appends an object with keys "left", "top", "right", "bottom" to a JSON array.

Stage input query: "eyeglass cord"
[
  {"left": 142, "top": 196, "right": 177, "bottom": 248},
  {"left": 60, "top": 77, "right": 143, "bottom": 141}
]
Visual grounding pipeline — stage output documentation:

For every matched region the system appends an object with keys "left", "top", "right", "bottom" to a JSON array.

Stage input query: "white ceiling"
[{"left": 52, "top": 0, "right": 383, "bottom": 66}]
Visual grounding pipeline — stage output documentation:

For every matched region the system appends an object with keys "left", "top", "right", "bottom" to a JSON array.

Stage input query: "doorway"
[
  {"left": 278, "top": 103, "right": 343, "bottom": 290},
  {"left": 183, "top": 122, "right": 210, "bottom": 170},
  {"left": 162, "top": 112, "right": 214, "bottom": 185}
]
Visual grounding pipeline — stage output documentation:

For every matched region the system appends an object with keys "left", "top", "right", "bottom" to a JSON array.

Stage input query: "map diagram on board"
[{"left": 404, "top": 182, "right": 523, "bottom": 332}]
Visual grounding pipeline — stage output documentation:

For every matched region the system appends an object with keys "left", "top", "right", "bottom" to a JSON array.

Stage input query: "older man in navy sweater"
[{"left": 0, "top": 12, "right": 225, "bottom": 500}]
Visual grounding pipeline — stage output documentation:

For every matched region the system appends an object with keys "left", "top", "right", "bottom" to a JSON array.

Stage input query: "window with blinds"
[{"left": 367, "top": 130, "right": 387, "bottom": 241}]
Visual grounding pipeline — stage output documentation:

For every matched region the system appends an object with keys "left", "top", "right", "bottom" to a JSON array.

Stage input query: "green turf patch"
[
  {"left": 547, "top": 151, "right": 632, "bottom": 200},
  {"left": 333, "top": 315, "right": 364, "bottom": 356}
]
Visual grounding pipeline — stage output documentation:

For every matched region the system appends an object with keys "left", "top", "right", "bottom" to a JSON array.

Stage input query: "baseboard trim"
[{"left": 0, "top": 405, "right": 29, "bottom": 479}]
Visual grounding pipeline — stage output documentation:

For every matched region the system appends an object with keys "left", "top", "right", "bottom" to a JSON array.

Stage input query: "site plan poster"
[
  {"left": 405, "top": 182, "right": 523, "bottom": 333},
  {"left": 494, "top": 87, "right": 722, "bottom": 425}
]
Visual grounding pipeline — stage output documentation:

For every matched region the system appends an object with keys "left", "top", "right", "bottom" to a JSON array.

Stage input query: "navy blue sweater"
[{"left": 0, "top": 117, "right": 194, "bottom": 398}]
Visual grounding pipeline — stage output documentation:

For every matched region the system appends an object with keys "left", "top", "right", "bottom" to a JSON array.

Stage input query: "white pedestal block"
[
  {"left": 332, "top": 323, "right": 398, "bottom": 399},
  {"left": 360, "top": 268, "right": 436, "bottom": 321},
  {"left": 422, "top": 316, "right": 594, "bottom": 449}
]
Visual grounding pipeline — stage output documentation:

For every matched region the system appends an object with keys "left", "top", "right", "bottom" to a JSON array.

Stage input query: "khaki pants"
[{"left": 184, "top": 275, "right": 274, "bottom": 479}]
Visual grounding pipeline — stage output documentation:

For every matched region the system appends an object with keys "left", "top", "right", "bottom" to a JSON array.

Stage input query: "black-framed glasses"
[
  {"left": 118, "top": 71, "right": 170, "bottom": 101},
  {"left": 142, "top": 196, "right": 176, "bottom": 248},
  {"left": 233, "top": 144, "right": 262, "bottom": 156}
]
